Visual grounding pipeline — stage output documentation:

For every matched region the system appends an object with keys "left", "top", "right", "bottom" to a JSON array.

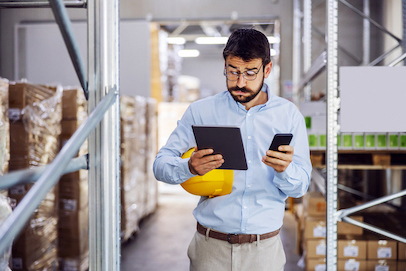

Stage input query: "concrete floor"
[{"left": 121, "top": 183, "right": 302, "bottom": 271}]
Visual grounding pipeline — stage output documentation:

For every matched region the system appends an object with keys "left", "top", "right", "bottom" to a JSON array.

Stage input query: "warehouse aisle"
[{"left": 121, "top": 183, "right": 302, "bottom": 271}]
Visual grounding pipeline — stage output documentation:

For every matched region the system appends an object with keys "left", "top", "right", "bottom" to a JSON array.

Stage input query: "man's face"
[{"left": 225, "top": 56, "right": 269, "bottom": 104}]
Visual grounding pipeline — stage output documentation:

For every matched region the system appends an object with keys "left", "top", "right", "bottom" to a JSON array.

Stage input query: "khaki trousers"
[{"left": 187, "top": 230, "right": 286, "bottom": 271}]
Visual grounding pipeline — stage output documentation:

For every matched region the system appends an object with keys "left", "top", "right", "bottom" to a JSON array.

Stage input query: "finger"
[
  {"left": 278, "top": 145, "right": 294, "bottom": 154},
  {"left": 194, "top": 148, "right": 215, "bottom": 158},
  {"left": 201, "top": 154, "right": 223, "bottom": 164}
]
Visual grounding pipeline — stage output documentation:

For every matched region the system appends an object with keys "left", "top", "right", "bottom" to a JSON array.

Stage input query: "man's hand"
[
  {"left": 262, "top": 145, "right": 293, "bottom": 173},
  {"left": 188, "top": 147, "right": 224, "bottom": 176}
]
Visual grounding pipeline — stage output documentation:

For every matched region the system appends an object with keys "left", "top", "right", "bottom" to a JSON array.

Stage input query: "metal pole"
[
  {"left": 0, "top": 91, "right": 116, "bottom": 256},
  {"left": 0, "top": 155, "right": 88, "bottom": 189},
  {"left": 362, "top": 0, "right": 370, "bottom": 65},
  {"left": 292, "top": 0, "right": 302, "bottom": 104},
  {"left": 49, "top": 0, "right": 88, "bottom": 99},
  {"left": 368, "top": 44, "right": 401, "bottom": 66},
  {"left": 303, "top": 0, "right": 312, "bottom": 101},
  {"left": 326, "top": 0, "right": 339, "bottom": 270},
  {"left": 338, "top": 189, "right": 406, "bottom": 218},
  {"left": 0, "top": 0, "right": 86, "bottom": 8},
  {"left": 403, "top": 0, "right": 406, "bottom": 65},
  {"left": 342, "top": 217, "right": 406, "bottom": 243},
  {"left": 88, "top": 0, "right": 121, "bottom": 269}
]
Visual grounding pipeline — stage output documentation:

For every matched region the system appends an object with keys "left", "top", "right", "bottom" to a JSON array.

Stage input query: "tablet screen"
[{"left": 192, "top": 125, "right": 248, "bottom": 170}]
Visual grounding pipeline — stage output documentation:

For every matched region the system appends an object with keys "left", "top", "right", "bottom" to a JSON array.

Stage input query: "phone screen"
[{"left": 269, "top": 133, "right": 293, "bottom": 152}]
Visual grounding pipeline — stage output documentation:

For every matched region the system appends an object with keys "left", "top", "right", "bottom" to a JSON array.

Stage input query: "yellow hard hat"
[{"left": 181, "top": 148, "right": 233, "bottom": 198}]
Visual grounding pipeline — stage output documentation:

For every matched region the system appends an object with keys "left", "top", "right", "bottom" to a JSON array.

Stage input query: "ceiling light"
[
  {"left": 178, "top": 49, "right": 200, "bottom": 58},
  {"left": 195, "top": 37, "right": 229, "bottom": 45},
  {"left": 270, "top": 49, "right": 277, "bottom": 56},
  {"left": 167, "top": 37, "right": 186, "bottom": 45},
  {"left": 267, "top": 36, "right": 280, "bottom": 44}
]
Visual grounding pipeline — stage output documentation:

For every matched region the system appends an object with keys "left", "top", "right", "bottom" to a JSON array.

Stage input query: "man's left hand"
[{"left": 262, "top": 145, "right": 294, "bottom": 173}]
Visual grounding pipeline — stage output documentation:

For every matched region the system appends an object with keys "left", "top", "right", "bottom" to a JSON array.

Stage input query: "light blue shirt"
[{"left": 153, "top": 84, "right": 312, "bottom": 234}]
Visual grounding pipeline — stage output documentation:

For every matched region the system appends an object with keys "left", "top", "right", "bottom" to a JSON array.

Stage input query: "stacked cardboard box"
[
  {"left": 120, "top": 96, "right": 141, "bottom": 241},
  {"left": 144, "top": 98, "right": 158, "bottom": 216},
  {"left": 58, "top": 88, "right": 89, "bottom": 271},
  {"left": 301, "top": 191, "right": 364, "bottom": 270},
  {"left": 0, "top": 78, "right": 10, "bottom": 197},
  {"left": 8, "top": 82, "right": 62, "bottom": 271}
]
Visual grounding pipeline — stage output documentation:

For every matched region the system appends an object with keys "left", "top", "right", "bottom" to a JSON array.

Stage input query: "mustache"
[{"left": 229, "top": 87, "right": 249, "bottom": 93}]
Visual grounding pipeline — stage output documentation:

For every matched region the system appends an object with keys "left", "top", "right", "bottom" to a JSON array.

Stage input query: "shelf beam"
[{"left": 0, "top": 0, "right": 86, "bottom": 8}]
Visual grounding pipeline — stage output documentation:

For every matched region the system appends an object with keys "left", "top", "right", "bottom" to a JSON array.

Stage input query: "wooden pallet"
[{"left": 310, "top": 150, "right": 406, "bottom": 169}]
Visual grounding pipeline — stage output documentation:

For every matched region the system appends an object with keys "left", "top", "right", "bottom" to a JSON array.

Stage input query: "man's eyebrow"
[{"left": 228, "top": 63, "right": 259, "bottom": 70}]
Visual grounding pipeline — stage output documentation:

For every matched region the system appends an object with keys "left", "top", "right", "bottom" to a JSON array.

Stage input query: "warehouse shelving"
[
  {"left": 0, "top": 1, "right": 121, "bottom": 271},
  {"left": 293, "top": 0, "right": 406, "bottom": 270}
]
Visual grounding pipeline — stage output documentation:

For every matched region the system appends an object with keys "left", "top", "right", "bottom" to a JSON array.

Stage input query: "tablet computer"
[{"left": 192, "top": 125, "right": 248, "bottom": 170}]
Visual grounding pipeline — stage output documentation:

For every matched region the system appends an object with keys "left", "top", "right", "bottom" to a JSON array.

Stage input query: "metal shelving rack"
[
  {"left": 0, "top": 1, "right": 121, "bottom": 270},
  {"left": 293, "top": 0, "right": 406, "bottom": 270}
]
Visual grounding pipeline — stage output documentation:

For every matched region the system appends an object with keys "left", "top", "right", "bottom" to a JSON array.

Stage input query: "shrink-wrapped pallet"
[
  {"left": 8, "top": 82, "right": 62, "bottom": 271},
  {"left": 0, "top": 195, "right": 12, "bottom": 271},
  {"left": 0, "top": 78, "right": 10, "bottom": 197},
  {"left": 58, "top": 88, "right": 89, "bottom": 271}
]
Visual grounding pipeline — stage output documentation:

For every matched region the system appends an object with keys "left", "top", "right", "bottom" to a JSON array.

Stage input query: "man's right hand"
[{"left": 188, "top": 147, "right": 224, "bottom": 176}]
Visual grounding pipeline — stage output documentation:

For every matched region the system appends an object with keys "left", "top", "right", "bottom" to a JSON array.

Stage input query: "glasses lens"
[
  {"left": 243, "top": 71, "right": 257, "bottom": 81},
  {"left": 226, "top": 71, "right": 238, "bottom": 81}
]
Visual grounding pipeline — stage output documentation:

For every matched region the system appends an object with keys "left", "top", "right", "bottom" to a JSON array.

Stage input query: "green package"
[{"left": 365, "top": 134, "right": 375, "bottom": 148}]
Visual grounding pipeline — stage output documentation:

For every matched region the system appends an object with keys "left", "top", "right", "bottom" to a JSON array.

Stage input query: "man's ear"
[{"left": 264, "top": 62, "right": 273, "bottom": 78}]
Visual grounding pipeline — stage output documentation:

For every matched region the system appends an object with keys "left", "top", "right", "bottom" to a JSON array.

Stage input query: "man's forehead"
[{"left": 226, "top": 56, "right": 262, "bottom": 68}]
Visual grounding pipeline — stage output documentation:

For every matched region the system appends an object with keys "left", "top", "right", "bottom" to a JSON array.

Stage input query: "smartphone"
[{"left": 269, "top": 133, "right": 293, "bottom": 152}]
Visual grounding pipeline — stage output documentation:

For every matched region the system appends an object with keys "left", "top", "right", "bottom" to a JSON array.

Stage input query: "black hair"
[{"left": 223, "top": 28, "right": 271, "bottom": 66}]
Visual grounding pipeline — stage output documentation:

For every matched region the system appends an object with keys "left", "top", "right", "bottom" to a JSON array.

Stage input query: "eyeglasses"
[{"left": 224, "top": 64, "right": 263, "bottom": 81}]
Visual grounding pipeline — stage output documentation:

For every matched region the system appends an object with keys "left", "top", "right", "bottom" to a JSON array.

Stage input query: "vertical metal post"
[
  {"left": 362, "top": 0, "right": 370, "bottom": 65},
  {"left": 326, "top": 0, "right": 339, "bottom": 270},
  {"left": 303, "top": 0, "right": 312, "bottom": 101},
  {"left": 403, "top": 0, "right": 406, "bottom": 65},
  {"left": 292, "top": 0, "right": 302, "bottom": 103},
  {"left": 88, "top": 0, "right": 121, "bottom": 270}
]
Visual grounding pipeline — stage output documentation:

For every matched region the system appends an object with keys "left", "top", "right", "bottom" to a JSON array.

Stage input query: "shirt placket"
[{"left": 240, "top": 109, "right": 254, "bottom": 233}]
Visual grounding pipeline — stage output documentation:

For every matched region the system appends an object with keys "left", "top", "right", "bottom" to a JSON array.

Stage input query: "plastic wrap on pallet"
[
  {"left": 145, "top": 98, "right": 158, "bottom": 215},
  {"left": 58, "top": 87, "right": 89, "bottom": 271},
  {"left": 0, "top": 78, "right": 10, "bottom": 178},
  {"left": 0, "top": 195, "right": 13, "bottom": 271},
  {"left": 120, "top": 96, "right": 140, "bottom": 240},
  {"left": 8, "top": 82, "right": 62, "bottom": 271}
]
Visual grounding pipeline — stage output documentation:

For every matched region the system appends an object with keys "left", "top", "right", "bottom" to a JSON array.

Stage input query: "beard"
[{"left": 227, "top": 80, "right": 264, "bottom": 104}]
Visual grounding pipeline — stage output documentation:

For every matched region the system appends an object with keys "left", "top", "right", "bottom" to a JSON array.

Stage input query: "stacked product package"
[
  {"left": 120, "top": 96, "right": 140, "bottom": 241},
  {"left": 120, "top": 96, "right": 158, "bottom": 242},
  {"left": 0, "top": 78, "right": 10, "bottom": 197},
  {"left": 0, "top": 195, "right": 13, "bottom": 271},
  {"left": 58, "top": 88, "right": 89, "bottom": 271},
  {"left": 8, "top": 82, "right": 62, "bottom": 271}
]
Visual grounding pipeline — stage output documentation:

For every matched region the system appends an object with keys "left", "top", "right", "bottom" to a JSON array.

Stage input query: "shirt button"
[
  {"left": 247, "top": 113, "right": 251, "bottom": 116},
  {"left": 248, "top": 160, "right": 251, "bottom": 163},
  {"left": 248, "top": 136, "right": 252, "bottom": 139},
  {"left": 243, "top": 206, "right": 247, "bottom": 209},
  {"left": 247, "top": 185, "right": 251, "bottom": 188}
]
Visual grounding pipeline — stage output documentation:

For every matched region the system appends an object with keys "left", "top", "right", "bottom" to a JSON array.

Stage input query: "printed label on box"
[
  {"left": 10, "top": 185, "right": 25, "bottom": 195},
  {"left": 8, "top": 108, "right": 21, "bottom": 121},
  {"left": 313, "top": 225, "right": 326, "bottom": 238},
  {"left": 62, "top": 259, "right": 78, "bottom": 271},
  {"left": 345, "top": 260, "right": 360, "bottom": 271},
  {"left": 377, "top": 247, "right": 391, "bottom": 258},
  {"left": 12, "top": 258, "right": 23, "bottom": 269},
  {"left": 344, "top": 245, "right": 359, "bottom": 257},
  {"left": 375, "top": 265, "right": 389, "bottom": 271},
  {"left": 62, "top": 199, "right": 77, "bottom": 211},
  {"left": 315, "top": 264, "right": 326, "bottom": 271},
  {"left": 316, "top": 243, "right": 326, "bottom": 255}
]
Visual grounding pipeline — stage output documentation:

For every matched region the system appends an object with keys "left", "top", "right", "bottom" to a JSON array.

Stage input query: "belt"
[{"left": 197, "top": 223, "right": 280, "bottom": 244}]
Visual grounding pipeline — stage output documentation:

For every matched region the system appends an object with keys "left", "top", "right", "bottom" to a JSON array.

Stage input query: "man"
[{"left": 153, "top": 28, "right": 312, "bottom": 271}]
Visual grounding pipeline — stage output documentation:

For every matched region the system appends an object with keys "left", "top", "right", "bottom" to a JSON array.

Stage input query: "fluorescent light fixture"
[
  {"left": 167, "top": 37, "right": 186, "bottom": 45},
  {"left": 178, "top": 49, "right": 200, "bottom": 57},
  {"left": 267, "top": 36, "right": 280, "bottom": 44},
  {"left": 195, "top": 37, "right": 229, "bottom": 45}
]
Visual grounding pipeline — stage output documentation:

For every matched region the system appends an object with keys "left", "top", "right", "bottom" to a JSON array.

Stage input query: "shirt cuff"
[
  {"left": 273, "top": 163, "right": 294, "bottom": 183},
  {"left": 178, "top": 158, "right": 197, "bottom": 183}
]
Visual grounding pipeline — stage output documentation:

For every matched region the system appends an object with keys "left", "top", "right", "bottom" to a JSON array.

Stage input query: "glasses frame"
[{"left": 224, "top": 64, "right": 263, "bottom": 81}]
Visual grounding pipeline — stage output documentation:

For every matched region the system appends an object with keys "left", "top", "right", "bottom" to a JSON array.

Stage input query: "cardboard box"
[
  {"left": 306, "top": 239, "right": 326, "bottom": 258},
  {"left": 398, "top": 261, "right": 406, "bottom": 271},
  {"left": 303, "top": 192, "right": 326, "bottom": 217},
  {"left": 399, "top": 242, "right": 406, "bottom": 260},
  {"left": 304, "top": 216, "right": 363, "bottom": 239},
  {"left": 61, "top": 88, "right": 87, "bottom": 120},
  {"left": 337, "top": 216, "right": 364, "bottom": 235},
  {"left": 338, "top": 240, "right": 367, "bottom": 260},
  {"left": 366, "top": 260, "right": 397, "bottom": 270},
  {"left": 367, "top": 240, "right": 397, "bottom": 260},
  {"left": 337, "top": 259, "right": 367, "bottom": 271},
  {"left": 306, "top": 258, "right": 325, "bottom": 271}
]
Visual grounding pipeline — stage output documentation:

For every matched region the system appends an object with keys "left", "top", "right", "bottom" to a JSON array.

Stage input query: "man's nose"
[{"left": 236, "top": 74, "right": 247, "bottom": 88}]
